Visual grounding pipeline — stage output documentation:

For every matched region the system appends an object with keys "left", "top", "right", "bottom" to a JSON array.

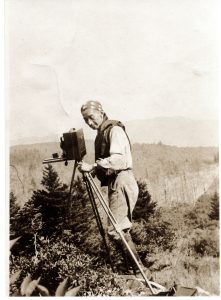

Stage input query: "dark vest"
[{"left": 95, "top": 118, "right": 131, "bottom": 186}]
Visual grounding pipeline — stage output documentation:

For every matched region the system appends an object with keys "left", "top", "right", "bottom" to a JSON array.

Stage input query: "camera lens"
[{"left": 52, "top": 153, "right": 59, "bottom": 159}]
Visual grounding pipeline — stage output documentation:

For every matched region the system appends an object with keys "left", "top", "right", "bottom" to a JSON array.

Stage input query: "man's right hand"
[{"left": 78, "top": 161, "right": 95, "bottom": 173}]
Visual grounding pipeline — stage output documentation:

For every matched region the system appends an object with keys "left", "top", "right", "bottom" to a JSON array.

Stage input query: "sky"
[{"left": 5, "top": 0, "right": 220, "bottom": 142}]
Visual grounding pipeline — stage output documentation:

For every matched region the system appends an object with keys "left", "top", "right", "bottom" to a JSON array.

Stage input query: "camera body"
[
  {"left": 43, "top": 128, "right": 86, "bottom": 164},
  {"left": 61, "top": 128, "right": 86, "bottom": 162}
]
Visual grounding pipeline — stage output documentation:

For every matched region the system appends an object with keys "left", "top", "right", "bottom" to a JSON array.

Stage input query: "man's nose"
[{"left": 87, "top": 119, "right": 93, "bottom": 126}]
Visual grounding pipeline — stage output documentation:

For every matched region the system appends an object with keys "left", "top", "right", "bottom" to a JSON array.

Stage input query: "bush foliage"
[
  {"left": 9, "top": 164, "right": 219, "bottom": 295},
  {"left": 10, "top": 236, "right": 129, "bottom": 296}
]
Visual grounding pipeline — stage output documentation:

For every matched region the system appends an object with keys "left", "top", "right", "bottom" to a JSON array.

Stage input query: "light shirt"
[{"left": 96, "top": 126, "right": 133, "bottom": 171}]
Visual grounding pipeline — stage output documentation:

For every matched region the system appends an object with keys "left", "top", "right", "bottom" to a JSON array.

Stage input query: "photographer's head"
[{"left": 81, "top": 100, "right": 104, "bottom": 130}]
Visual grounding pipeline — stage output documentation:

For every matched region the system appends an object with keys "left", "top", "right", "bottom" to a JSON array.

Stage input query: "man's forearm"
[{"left": 96, "top": 154, "right": 127, "bottom": 171}]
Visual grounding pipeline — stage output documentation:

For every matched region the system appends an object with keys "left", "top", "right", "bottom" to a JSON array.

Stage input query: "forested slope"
[{"left": 10, "top": 141, "right": 218, "bottom": 206}]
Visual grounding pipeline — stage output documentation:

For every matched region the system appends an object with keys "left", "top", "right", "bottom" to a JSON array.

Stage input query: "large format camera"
[{"left": 43, "top": 128, "right": 86, "bottom": 164}]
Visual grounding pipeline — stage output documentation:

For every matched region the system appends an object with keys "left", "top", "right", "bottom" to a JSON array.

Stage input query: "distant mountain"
[
  {"left": 125, "top": 117, "right": 218, "bottom": 147},
  {"left": 10, "top": 134, "right": 60, "bottom": 146},
  {"left": 10, "top": 117, "right": 218, "bottom": 147}
]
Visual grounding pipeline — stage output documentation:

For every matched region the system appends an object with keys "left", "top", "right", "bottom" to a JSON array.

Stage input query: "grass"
[{"left": 149, "top": 249, "right": 220, "bottom": 295}]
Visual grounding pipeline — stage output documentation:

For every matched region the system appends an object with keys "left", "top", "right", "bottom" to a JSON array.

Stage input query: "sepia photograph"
[{"left": 6, "top": 0, "right": 219, "bottom": 296}]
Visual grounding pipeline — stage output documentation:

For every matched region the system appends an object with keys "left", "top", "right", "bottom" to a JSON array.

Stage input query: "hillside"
[
  {"left": 132, "top": 143, "right": 218, "bottom": 205},
  {"left": 10, "top": 141, "right": 218, "bottom": 206}
]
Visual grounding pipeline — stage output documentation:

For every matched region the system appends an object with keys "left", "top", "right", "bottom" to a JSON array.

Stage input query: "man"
[{"left": 79, "top": 100, "right": 143, "bottom": 274}]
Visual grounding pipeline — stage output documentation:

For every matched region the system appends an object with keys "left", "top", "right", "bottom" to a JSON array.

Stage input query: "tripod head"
[{"left": 42, "top": 128, "right": 86, "bottom": 165}]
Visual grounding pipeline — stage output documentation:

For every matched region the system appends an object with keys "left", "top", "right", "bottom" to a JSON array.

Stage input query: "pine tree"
[
  {"left": 69, "top": 175, "right": 95, "bottom": 243},
  {"left": 15, "top": 164, "right": 69, "bottom": 252},
  {"left": 10, "top": 195, "right": 38, "bottom": 255},
  {"left": 132, "top": 180, "right": 157, "bottom": 221},
  {"left": 209, "top": 192, "right": 219, "bottom": 220},
  {"left": 9, "top": 192, "right": 20, "bottom": 237},
  {"left": 41, "top": 164, "right": 64, "bottom": 193},
  {"left": 32, "top": 164, "right": 69, "bottom": 237}
]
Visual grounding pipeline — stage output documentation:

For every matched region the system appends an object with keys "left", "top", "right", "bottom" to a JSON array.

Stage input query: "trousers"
[
  {"left": 107, "top": 170, "right": 139, "bottom": 239},
  {"left": 105, "top": 170, "right": 142, "bottom": 272}
]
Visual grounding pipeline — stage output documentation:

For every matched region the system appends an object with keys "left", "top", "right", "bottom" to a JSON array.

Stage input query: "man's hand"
[{"left": 78, "top": 162, "right": 95, "bottom": 173}]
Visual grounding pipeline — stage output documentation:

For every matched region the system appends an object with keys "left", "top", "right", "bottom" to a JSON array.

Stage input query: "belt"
[
  {"left": 108, "top": 168, "right": 133, "bottom": 187},
  {"left": 115, "top": 168, "right": 132, "bottom": 175}
]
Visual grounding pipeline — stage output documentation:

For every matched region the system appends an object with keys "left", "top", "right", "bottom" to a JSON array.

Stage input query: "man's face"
[{"left": 83, "top": 110, "right": 104, "bottom": 130}]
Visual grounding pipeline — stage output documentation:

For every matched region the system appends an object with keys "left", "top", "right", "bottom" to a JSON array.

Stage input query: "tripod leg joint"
[{"left": 115, "top": 224, "right": 122, "bottom": 234}]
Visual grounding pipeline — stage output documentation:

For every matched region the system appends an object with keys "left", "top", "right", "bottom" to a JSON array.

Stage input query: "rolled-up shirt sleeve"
[{"left": 96, "top": 126, "right": 132, "bottom": 172}]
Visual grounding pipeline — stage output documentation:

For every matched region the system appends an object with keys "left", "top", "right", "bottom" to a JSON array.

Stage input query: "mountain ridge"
[
  {"left": 124, "top": 117, "right": 218, "bottom": 147},
  {"left": 10, "top": 116, "right": 218, "bottom": 147}
]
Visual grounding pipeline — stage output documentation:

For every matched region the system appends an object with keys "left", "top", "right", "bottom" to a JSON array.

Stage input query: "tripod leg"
[
  {"left": 84, "top": 175, "right": 115, "bottom": 272},
  {"left": 123, "top": 231, "right": 143, "bottom": 275},
  {"left": 69, "top": 160, "right": 78, "bottom": 194},
  {"left": 66, "top": 160, "right": 78, "bottom": 227},
  {"left": 85, "top": 173, "right": 155, "bottom": 295},
  {"left": 109, "top": 234, "right": 130, "bottom": 274}
]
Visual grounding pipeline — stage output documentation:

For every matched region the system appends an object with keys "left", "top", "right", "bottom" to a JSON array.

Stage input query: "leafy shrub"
[
  {"left": 10, "top": 237, "right": 129, "bottom": 296},
  {"left": 131, "top": 211, "right": 175, "bottom": 264},
  {"left": 188, "top": 228, "right": 219, "bottom": 257}
]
